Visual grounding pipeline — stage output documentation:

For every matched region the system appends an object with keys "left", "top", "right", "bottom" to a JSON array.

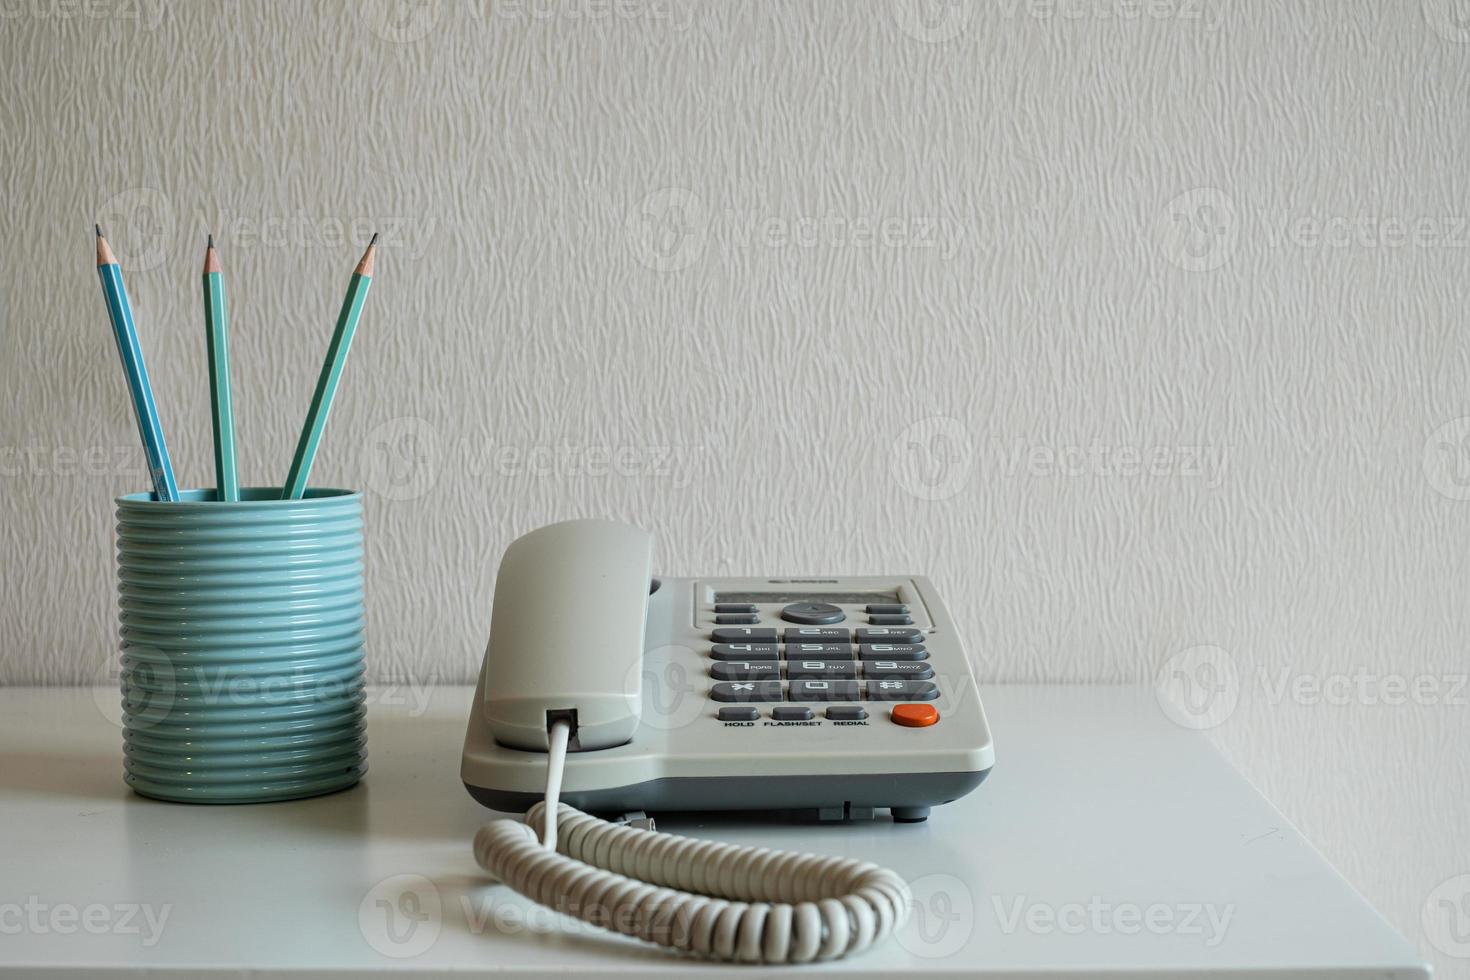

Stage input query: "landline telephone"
[{"left": 463, "top": 519, "right": 994, "bottom": 963}]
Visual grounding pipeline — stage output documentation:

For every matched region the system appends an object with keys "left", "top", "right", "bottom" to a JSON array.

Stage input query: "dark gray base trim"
[{"left": 464, "top": 767, "right": 990, "bottom": 822}]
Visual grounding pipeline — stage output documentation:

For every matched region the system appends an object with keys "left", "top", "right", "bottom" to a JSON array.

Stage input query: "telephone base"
[{"left": 464, "top": 767, "right": 989, "bottom": 822}]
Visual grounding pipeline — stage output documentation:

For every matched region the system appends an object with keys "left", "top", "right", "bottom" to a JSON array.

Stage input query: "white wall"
[{"left": 2, "top": 0, "right": 1468, "bottom": 973}]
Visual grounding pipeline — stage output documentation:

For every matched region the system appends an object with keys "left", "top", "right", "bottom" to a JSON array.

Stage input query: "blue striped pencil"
[
  {"left": 281, "top": 236, "right": 377, "bottom": 500},
  {"left": 202, "top": 236, "right": 238, "bottom": 501},
  {"left": 95, "top": 226, "right": 179, "bottom": 502}
]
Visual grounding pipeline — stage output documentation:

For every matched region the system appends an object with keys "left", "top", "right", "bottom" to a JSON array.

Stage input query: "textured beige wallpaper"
[{"left": 2, "top": 0, "right": 1469, "bottom": 973}]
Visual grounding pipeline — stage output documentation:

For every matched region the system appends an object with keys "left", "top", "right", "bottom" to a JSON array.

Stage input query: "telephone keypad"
[
  {"left": 711, "top": 681, "right": 784, "bottom": 702},
  {"left": 704, "top": 601, "right": 948, "bottom": 716}
]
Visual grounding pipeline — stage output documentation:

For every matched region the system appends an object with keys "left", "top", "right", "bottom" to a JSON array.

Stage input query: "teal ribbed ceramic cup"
[{"left": 114, "top": 487, "right": 368, "bottom": 803}]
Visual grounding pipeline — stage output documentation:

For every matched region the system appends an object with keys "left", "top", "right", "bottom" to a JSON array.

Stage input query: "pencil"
[
  {"left": 202, "top": 235, "right": 238, "bottom": 501},
  {"left": 281, "top": 235, "right": 377, "bottom": 500},
  {"left": 95, "top": 225, "right": 179, "bottom": 502}
]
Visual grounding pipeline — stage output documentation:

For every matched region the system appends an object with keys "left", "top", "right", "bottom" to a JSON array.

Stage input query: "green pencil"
[
  {"left": 202, "top": 235, "right": 238, "bottom": 501},
  {"left": 281, "top": 235, "right": 377, "bottom": 500}
]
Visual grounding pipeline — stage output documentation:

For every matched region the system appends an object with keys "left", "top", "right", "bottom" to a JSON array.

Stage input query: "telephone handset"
[
  {"left": 480, "top": 519, "right": 653, "bottom": 752},
  {"left": 464, "top": 519, "right": 995, "bottom": 962}
]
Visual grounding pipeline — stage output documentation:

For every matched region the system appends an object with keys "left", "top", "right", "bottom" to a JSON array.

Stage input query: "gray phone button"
[
  {"left": 711, "top": 681, "right": 783, "bottom": 702},
  {"left": 710, "top": 661, "right": 781, "bottom": 681},
  {"left": 782, "top": 627, "right": 848, "bottom": 644},
  {"left": 717, "top": 706, "right": 760, "bottom": 722},
  {"left": 786, "top": 661, "right": 858, "bottom": 680},
  {"left": 867, "top": 613, "right": 913, "bottom": 626},
  {"left": 710, "top": 644, "right": 779, "bottom": 661},
  {"left": 788, "top": 679, "right": 861, "bottom": 701},
  {"left": 715, "top": 613, "right": 760, "bottom": 625},
  {"left": 780, "top": 602, "right": 845, "bottom": 625},
  {"left": 711, "top": 627, "right": 779, "bottom": 644},
  {"left": 863, "top": 660, "right": 935, "bottom": 679},
  {"left": 783, "top": 643, "right": 853, "bottom": 660},
  {"left": 714, "top": 603, "right": 757, "bottom": 614},
  {"left": 866, "top": 680, "right": 940, "bottom": 701},
  {"left": 826, "top": 705, "right": 868, "bottom": 721},
  {"left": 771, "top": 706, "right": 815, "bottom": 721},
  {"left": 854, "top": 627, "right": 924, "bottom": 644},
  {"left": 858, "top": 644, "right": 929, "bottom": 661},
  {"left": 865, "top": 603, "right": 908, "bottom": 615}
]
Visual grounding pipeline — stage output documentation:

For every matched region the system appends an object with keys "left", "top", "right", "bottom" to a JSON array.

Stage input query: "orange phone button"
[{"left": 891, "top": 704, "right": 939, "bottom": 728}]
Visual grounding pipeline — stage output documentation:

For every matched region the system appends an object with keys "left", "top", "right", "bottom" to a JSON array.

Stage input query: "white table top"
[{"left": 0, "top": 685, "right": 1426, "bottom": 978}]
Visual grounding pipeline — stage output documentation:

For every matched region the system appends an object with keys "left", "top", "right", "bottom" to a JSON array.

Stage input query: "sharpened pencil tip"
[
  {"left": 208, "top": 233, "right": 214, "bottom": 249},
  {"left": 95, "top": 224, "right": 102, "bottom": 238},
  {"left": 369, "top": 232, "right": 379, "bottom": 247}
]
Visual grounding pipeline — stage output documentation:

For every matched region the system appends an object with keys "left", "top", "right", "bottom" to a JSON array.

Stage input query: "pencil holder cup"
[{"left": 113, "top": 487, "right": 368, "bottom": 804}]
